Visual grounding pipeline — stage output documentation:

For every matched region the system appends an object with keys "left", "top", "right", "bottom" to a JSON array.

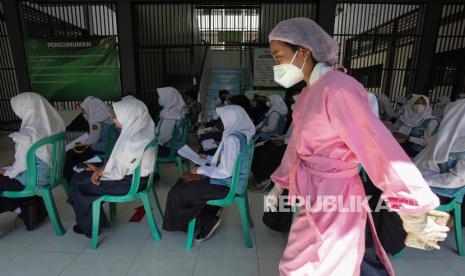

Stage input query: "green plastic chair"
[
  {"left": 90, "top": 139, "right": 163, "bottom": 249},
  {"left": 1, "top": 132, "right": 67, "bottom": 236},
  {"left": 156, "top": 120, "right": 188, "bottom": 176},
  {"left": 185, "top": 139, "right": 256, "bottom": 250},
  {"left": 98, "top": 124, "right": 117, "bottom": 160},
  {"left": 395, "top": 189, "right": 465, "bottom": 258}
]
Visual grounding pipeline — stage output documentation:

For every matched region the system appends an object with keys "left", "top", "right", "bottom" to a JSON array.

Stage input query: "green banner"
[{"left": 24, "top": 36, "right": 121, "bottom": 101}]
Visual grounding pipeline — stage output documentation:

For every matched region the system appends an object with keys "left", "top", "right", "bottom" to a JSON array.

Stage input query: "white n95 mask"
[{"left": 273, "top": 51, "right": 306, "bottom": 88}]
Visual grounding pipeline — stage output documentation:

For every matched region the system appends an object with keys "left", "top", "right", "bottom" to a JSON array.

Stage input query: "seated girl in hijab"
[
  {"left": 163, "top": 105, "right": 255, "bottom": 242},
  {"left": 393, "top": 94, "right": 440, "bottom": 158},
  {"left": 251, "top": 94, "right": 298, "bottom": 192},
  {"left": 415, "top": 99, "right": 465, "bottom": 224},
  {"left": 256, "top": 95, "right": 288, "bottom": 140},
  {"left": 198, "top": 95, "right": 253, "bottom": 156},
  {"left": 433, "top": 96, "right": 451, "bottom": 119},
  {"left": 64, "top": 96, "right": 115, "bottom": 181},
  {"left": 68, "top": 99, "right": 155, "bottom": 237},
  {"left": 155, "top": 87, "right": 186, "bottom": 158},
  {"left": 0, "top": 92, "right": 65, "bottom": 230}
]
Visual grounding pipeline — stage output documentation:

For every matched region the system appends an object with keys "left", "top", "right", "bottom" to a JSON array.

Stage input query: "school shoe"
[
  {"left": 18, "top": 198, "right": 38, "bottom": 231},
  {"left": 73, "top": 224, "right": 101, "bottom": 239},
  {"left": 251, "top": 179, "right": 272, "bottom": 193},
  {"left": 195, "top": 217, "right": 222, "bottom": 242},
  {"left": 36, "top": 198, "right": 48, "bottom": 224}
]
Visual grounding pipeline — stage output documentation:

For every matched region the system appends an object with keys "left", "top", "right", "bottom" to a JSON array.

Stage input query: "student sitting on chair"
[
  {"left": 198, "top": 95, "right": 253, "bottom": 156},
  {"left": 0, "top": 92, "right": 65, "bottom": 230},
  {"left": 155, "top": 87, "right": 186, "bottom": 158},
  {"left": 256, "top": 95, "right": 288, "bottom": 140},
  {"left": 251, "top": 93, "right": 298, "bottom": 192},
  {"left": 163, "top": 105, "right": 255, "bottom": 242},
  {"left": 415, "top": 99, "right": 465, "bottom": 225},
  {"left": 68, "top": 99, "right": 155, "bottom": 238},
  {"left": 393, "top": 94, "right": 440, "bottom": 158},
  {"left": 64, "top": 96, "right": 115, "bottom": 181}
]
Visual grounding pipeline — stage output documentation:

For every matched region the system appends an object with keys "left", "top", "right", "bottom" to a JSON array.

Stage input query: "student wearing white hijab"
[
  {"left": 256, "top": 94, "right": 288, "bottom": 140},
  {"left": 376, "top": 93, "right": 395, "bottom": 121},
  {"left": 395, "top": 95, "right": 407, "bottom": 110},
  {"left": 64, "top": 96, "right": 115, "bottom": 181},
  {"left": 68, "top": 99, "right": 155, "bottom": 237},
  {"left": 416, "top": 99, "right": 465, "bottom": 198},
  {"left": 393, "top": 94, "right": 440, "bottom": 157},
  {"left": 163, "top": 105, "right": 255, "bottom": 242},
  {"left": 433, "top": 96, "right": 451, "bottom": 119},
  {"left": 155, "top": 87, "right": 186, "bottom": 157},
  {"left": 251, "top": 94, "right": 299, "bottom": 192},
  {"left": 0, "top": 92, "right": 65, "bottom": 229}
]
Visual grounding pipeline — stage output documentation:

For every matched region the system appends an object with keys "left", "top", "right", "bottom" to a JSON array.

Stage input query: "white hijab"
[
  {"left": 376, "top": 93, "right": 395, "bottom": 118},
  {"left": 5, "top": 92, "right": 65, "bottom": 178},
  {"left": 415, "top": 99, "right": 465, "bottom": 173},
  {"left": 398, "top": 94, "right": 434, "bottom": 128},
  {"left": 367, "top": 92, "right": 380, "bottom": 118},
  {"left": 433, "top": 96, "right": 450, "bottom": 118},
  {"left": 121, "top": 95, "right": 137, "bottom": 101},
  {"left": 157, "top": 87, "right": 186, "bottom": 120},
  {"left": 396, "top": 96, "right": 407, "bottom": 105},
  {"left": 80, "top": 96, "right": 113, "bottom": 125},
  {"left": 209, "top": 105, "right": 256, "bottom": 167},
  {"left": 102, "top": 99, "right": 156, "bottom": 180},
  {"left": 266, "top": 95, "right": 288, "bottom": 116}
]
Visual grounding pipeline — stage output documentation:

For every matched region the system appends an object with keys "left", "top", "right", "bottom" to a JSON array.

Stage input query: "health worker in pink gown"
[{"left": 265, "top": 17, "right": 449, "bottom": 276}]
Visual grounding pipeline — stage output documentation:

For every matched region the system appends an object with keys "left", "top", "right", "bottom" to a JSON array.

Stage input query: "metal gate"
[
  {"left": 333, "top": 2, "right": 427, "bottom": 104},
  {"left": 0, "top": 2, "right": 20, "bottom": 130},
  {"left": 428, "top": 3, "right": 465, "bottom": 102}
]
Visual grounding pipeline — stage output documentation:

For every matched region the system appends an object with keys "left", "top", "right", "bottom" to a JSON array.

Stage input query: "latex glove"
[
  {"left": 400, "top": 211, "right": 449, "bottom": 249},
  {"left": 264, "top": 185, "right": 283, "bottom": 211}
]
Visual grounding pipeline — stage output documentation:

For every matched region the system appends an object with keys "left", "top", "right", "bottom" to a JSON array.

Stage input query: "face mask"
[
  {"left": 273, "top": 51, "right": 306, "bottom": 88},
  {"left": 224, "top": 100, "right": 229, "bottom": 105},
  {"left": 291, "top": 104, "right": 295, "bottom": 111},
  {"left": 266, "top": 101, "right": 272, "bottom": 107},
  {"left": 158, "top": 98, "right": 164, "bottom": 107},
  {"left": 413, "top": 104, "right": 426, "bottom": 113}
]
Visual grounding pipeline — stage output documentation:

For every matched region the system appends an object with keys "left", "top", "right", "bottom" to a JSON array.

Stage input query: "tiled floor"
[{"left": 0, "top": 131, "right": 464, "bottom": 276}]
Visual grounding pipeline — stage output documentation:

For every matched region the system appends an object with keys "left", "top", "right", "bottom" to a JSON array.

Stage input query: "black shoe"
[
  {"left": 19, "top": 199, "right": 38, "bottom": 231},
  {"left": 73, "top": 224, "right": 91, "bottom": 239},
  {"left": 195, "top": 217, "right": 222, "bottom": 242},
  {"left": 36, "top": 198, "right": 48, "bottom": 224}
]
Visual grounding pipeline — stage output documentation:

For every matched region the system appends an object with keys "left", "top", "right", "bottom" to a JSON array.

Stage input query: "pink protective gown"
[{"left": 271, "top": 70, "right": 440, "bottom": 276}]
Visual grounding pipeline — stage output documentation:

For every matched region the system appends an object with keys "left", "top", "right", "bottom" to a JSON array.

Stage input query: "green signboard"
[{"left": 24, "top": 36, "right": 121, "bottom": 101}]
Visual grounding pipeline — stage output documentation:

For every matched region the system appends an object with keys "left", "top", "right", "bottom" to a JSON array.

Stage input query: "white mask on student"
[
  {"left": 413, "top": 104, "right": 426, "bottom": 113},
  {"left": 266, "top": 101, "right": 272, "bottom": 107}
]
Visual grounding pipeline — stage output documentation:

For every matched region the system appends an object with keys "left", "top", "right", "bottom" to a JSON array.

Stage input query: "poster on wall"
[
  {"left": 24, "top": 36, "right": 121, "bottom": 101},
  {"left": 253, "top": 47, "right": 277, "bottom": 87}
]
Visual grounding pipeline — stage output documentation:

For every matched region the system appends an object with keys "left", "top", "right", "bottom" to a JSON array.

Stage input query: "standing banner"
[{"left": 24, "top": 36, "right": 121, "bottom": 101}]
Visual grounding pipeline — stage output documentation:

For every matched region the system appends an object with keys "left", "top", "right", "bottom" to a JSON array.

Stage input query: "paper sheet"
[
  {"left": 66, "top": 133, "right": 90, "bottom": 151},
  {"left": 255, "top": 141, "right": 266, "bottom": 147},
  {"left": 197, "top": 127, "right": 212, "bottom": 136},
  {"left": 397, "top": 126, "right": 412, "bottom": 136},
  {"left": 73, "top": 155, "right": 103, "bottom": 173},
  {"left": 177, "top": 145, "right": 207, "bottom": 166},
  {"left": 201, "top": 139, "right": 218, "bottom": 151}
]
